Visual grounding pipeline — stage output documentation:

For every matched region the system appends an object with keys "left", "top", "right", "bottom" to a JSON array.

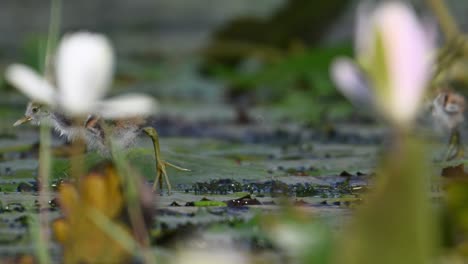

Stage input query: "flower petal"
[
  {"left": 5, "top": 64, "right": 56, "bottom": 105},
  {"left": 330, "top": 57, "right": 373, "bottom": 109},
  {"left": 96, "top": 94, "right": 157, "bottom": 119},
  {"left": 56, "top": 32, "right": 114, "bottom": 115},
  {"left": 373, "top": 2, "right": 433, "bottom": 124}
]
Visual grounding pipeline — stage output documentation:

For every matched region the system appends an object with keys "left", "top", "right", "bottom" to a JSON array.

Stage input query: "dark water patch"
[
  {"left": 149, "top": 116, "right": 382, "bottom": 145},
  {"left": 183, "top": 176, "right": 368, "bottom": 198},
  {"left": 16, "top": 182, "right": 36, "bottom": 193},
  {"left": 3, "top": 203, "right": 25, "bottom": 213},
  {"left": 156, "top": 209, "right": 196, "bottom": 218},
  {"left": 226, "top": 195, "right": 261, "bottom": 207}
]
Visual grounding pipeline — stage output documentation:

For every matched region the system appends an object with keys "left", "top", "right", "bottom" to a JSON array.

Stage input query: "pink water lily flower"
[
  {"left": 331, "top": 2, "right": 434, "bottom": 126},
  {"left": 5, "top": 32, "right": 157, "bottom": 118}
]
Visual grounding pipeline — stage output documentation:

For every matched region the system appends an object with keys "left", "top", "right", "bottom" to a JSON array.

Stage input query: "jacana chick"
[
  {"left": 431, "top": 88, "right": 466, "bottom": 160},
  {"left": 14, "top": 102, "right": 188, "bottom": 194}
]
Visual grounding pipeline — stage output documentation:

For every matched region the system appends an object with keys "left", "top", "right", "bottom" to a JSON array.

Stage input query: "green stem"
[
  {"left": 70, "top": 119, "right": 86, "bottom": 181},
  {"left": 338, "top": 131, "right": 436, "bottom": 264},
  {"left": 107, "top": 125, "right": 155, "bottom": 264},
  {"left": 36, "top": 122, "right": 52, "bottom": 264},
  {"left": 426, "top": 0, "right": 459, "bottom": 40},
  {"left": 36, "top": 0, "right": 61, "bottom": 263}
]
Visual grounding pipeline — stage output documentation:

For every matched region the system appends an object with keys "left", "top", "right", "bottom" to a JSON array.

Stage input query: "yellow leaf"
[
  {"left": 58, "top": 183, "right": 79, "bottom": 217},
  {"left": 51, "top": 218, "right": 69, "bottom": 244}
]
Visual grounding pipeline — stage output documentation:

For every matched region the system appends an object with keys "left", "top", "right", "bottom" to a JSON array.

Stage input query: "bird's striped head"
[{"left": 14, "top": 101, "right": 51, "bottom": 126}]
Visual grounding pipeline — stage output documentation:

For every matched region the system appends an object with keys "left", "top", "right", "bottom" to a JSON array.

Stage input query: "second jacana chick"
[
  {"left": 14, "top": 102, "right": 188, "bottom": 194},
  {"left": 431, "top": 89, "right": 466, "bottom": 160}
]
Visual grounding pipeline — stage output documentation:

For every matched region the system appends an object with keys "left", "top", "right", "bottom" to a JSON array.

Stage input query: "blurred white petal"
[
  {"left": 330, "top": 57, "right": 373, "bottom": 108},
  {"left": 373, "top": 2, "right": 433, "bottom": 124},
  {"left": 56, "top": 32, "right": 114, "bottom": 115},
  {"left": 5, "top": 64, "right": 56, "bottom": 105},
  {"left": 96, "top": 94, "right": 157, "bottom": 118},
  {"left": 421, "top": 15, "right": 438, "bottom": 46}
]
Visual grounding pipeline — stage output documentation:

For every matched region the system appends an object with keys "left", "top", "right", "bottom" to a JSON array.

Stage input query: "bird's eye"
[{"left": 32, "top": 107, "right": 38, "bottom": 113}]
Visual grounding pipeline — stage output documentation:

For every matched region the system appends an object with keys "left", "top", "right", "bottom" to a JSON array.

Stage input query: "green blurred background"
[{"left": 0, "top": 0, "right": 467, "bottom": 126}]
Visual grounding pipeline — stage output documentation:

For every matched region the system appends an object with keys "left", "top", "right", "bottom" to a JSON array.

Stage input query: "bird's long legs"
[
  {"left": 143, "top": 127, "right": 189, "bottom": 194},
  {"left": 444, "top": 128, "right": 464, "bottom": 161}
]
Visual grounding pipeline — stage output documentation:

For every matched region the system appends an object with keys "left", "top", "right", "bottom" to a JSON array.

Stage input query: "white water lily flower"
[
  {"left": 5, "top": 32, "right": 156, "bottom": 118},
  {"left": 330, "top": 2, "right": 434, "bottom": 126}
]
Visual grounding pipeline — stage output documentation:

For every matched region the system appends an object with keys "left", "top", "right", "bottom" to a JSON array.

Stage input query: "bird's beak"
[{"left": 13, "top": 116, "right": 32, "bottom": 126}]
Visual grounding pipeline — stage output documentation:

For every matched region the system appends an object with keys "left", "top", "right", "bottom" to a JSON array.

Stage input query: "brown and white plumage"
[
  {"left": 14, "top": 102, "right": 188, "bottom": 194},
  {"left": 432, "top": 89, "right": 465, "bottom": 132},
  {"left": 431, "top": 89, "right": 466, "bottom": 160}
]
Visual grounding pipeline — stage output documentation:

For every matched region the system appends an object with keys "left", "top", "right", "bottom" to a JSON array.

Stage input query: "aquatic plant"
[
  {"left": 5, "top": 30, "right": 160, "bottom": 263},
  {"left": 5, "top": 32, "right": 156, "bottom": 118},
  {"left": 330, "top": 2, "right": 434, "bottom": 128},
  {"left": 330, "top": 2, "right": 437, "bottom": 264}
]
